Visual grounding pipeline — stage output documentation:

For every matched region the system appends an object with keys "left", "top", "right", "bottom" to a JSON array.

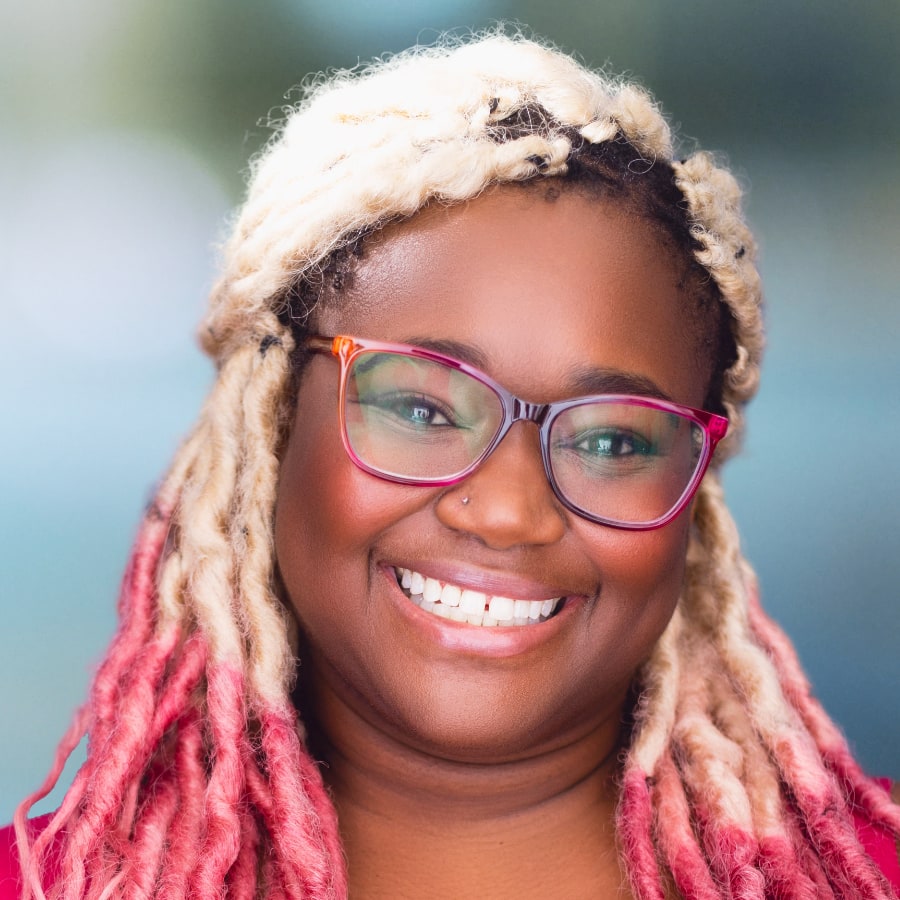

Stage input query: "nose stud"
[{"left": 461, "top": 496, "right": 470, "bottom": 505}]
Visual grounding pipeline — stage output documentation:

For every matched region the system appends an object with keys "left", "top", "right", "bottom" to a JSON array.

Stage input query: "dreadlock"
[{"left": 16, "top": 30, "right": 899, "bottom": 899}]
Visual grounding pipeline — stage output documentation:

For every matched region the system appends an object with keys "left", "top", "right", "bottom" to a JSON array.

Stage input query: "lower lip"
[{"left": 381, "top": 566, "right": 583, "bottom": 658}]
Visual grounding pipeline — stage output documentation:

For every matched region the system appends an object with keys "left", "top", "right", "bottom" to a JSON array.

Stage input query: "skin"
[{"left": 275, "top": 185, "right": 712, "bottom": 898}]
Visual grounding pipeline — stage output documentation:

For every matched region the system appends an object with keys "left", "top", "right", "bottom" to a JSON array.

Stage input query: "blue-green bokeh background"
[{"left": 2, "top": 0, "right": 898, "bottom": 820}]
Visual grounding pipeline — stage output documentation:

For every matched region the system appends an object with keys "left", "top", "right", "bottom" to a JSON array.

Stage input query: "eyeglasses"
[{"left": 305, "top": 335, "right": 728, "bottom": 530}]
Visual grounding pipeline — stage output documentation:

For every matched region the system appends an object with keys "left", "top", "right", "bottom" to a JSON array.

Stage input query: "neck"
[{"left": 299, "top": 675, "right": 633, "bottom": 899}]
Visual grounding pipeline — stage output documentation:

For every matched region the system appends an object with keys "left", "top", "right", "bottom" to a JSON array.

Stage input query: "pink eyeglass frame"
[{"left": 305, "top": 334, "right": 729, "bottom": 531}]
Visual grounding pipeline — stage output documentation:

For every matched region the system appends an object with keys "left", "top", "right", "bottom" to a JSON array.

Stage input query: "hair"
[{"left": 16, "top": 30, "right": 899, "bottom": 900}]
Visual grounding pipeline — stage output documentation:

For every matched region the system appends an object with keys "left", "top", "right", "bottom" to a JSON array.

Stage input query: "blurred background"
[{"left": 1, "top": 0, "right": 898, "bottom": 820}]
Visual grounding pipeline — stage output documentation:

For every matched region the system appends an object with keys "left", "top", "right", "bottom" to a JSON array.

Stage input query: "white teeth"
[
  {"left": 395, "top": 567, "right": 562, "bottom": 628},
  {"left": 488, "top": 596, "right": 515, "bottom": 621},
  {"left": 440, "top": 583, "right": 461, "bottom": 607},
  {"left": 423, "top": 577, "right": 443, "bottom": 603},
  {"left": 459, "top": 589, "right": 488, "bottom": 615}
]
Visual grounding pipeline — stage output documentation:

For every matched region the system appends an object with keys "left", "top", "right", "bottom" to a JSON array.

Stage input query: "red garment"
[
  {"left": 2, "top": 786, "right": 898, "bottom": 896},
  {"left": 0, "top": 814, "right": 56, "bottom": 900},
  {"left": 854, "top": 778, "right": 900, "bottom": 892}
]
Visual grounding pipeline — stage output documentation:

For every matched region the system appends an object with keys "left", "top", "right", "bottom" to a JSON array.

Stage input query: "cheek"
[
  {"left": 607, "top": 523, "right": 690, "bottom": 596},
  {"left": 578, "top": 519, "right": 690, "bottom": 669},
  {"left": 276, "top": 394, "right": 365, "bottom": 606},
  {"left": 277, "top": 417, "right": 371, "bottom": 562},
  {"left": 273, "top": 378, "right": 420, "bottom": 627},
  {"left": 274, "top": 372, "right": 355, "bottom": 627}
]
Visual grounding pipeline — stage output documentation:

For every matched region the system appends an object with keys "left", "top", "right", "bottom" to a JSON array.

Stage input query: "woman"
[{"left": 6, "top": 32, "right": 899, "bottom": 899}]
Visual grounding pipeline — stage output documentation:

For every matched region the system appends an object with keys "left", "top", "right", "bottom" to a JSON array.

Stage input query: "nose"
[{"left": 434, "top": 422, "right": 567, "bottom": 550}]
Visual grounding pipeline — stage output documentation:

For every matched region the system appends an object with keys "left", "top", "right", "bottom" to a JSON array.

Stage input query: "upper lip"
[{"left": 386, "top": 560, "right": 585, "bottom": 601}]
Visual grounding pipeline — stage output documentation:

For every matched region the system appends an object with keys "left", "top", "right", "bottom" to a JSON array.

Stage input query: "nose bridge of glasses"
[
  {"left": 483, "top": 395, "right": 552, "bottom": 479},
  {"left": 498, "top": 397, "right": 552, "bottom": 464},
  {"left": 490, "top": 397, "right": 554, "bottom": 485},
  {"left": 510, "top": 397, "right": 549, "bottom": 426}
]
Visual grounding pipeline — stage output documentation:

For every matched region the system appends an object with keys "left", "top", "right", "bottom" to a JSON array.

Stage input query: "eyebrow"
[
  {"left": 402, "top": 336, "right": 674, "bottom": 403},
  {"left": 404, "top": 337, "right": 491, "bottom": 370},
  {"left": 566, "top": 366, "right": 675, "bottom": 403}
]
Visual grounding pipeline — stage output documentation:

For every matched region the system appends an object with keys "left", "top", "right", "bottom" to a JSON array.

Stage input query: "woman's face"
[{"left": 275, "top": 185, "right": 711, "bottom": 763}]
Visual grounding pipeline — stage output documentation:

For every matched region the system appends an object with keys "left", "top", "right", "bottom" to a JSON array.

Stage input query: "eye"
[
  {"left": 363, "top": 391, "right": 456, "bottom": 428},
  {"left": 573, "top": 428, "right": 654, "bottom": 458}
]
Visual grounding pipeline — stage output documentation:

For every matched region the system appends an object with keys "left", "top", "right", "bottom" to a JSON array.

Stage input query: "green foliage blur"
[{"left": 6, "top": 0, "right": 897, "bottom": 196}]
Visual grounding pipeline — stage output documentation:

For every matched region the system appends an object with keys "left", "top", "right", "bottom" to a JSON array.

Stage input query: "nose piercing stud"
[{"left": 461, "top": 496, "right": 470, "bottom": 505}]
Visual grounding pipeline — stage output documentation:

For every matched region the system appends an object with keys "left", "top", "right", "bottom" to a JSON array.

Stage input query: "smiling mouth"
[{"left": 394, "top": 567, "right": 562, "bottom": 627}]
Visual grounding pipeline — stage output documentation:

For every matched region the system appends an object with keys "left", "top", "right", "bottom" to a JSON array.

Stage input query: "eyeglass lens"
[{"left": 343, "top": 350, "right": 705, "bottom": 525}]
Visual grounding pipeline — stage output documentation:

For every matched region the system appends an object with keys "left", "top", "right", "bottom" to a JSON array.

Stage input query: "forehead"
[{"left": 316, "top": 185, "right": 709, "bottom": 408}]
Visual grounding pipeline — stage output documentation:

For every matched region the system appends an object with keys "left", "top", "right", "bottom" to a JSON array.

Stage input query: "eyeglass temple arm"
[{"left": 304, "top": 334, "right": 342, "bottom": 356}]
